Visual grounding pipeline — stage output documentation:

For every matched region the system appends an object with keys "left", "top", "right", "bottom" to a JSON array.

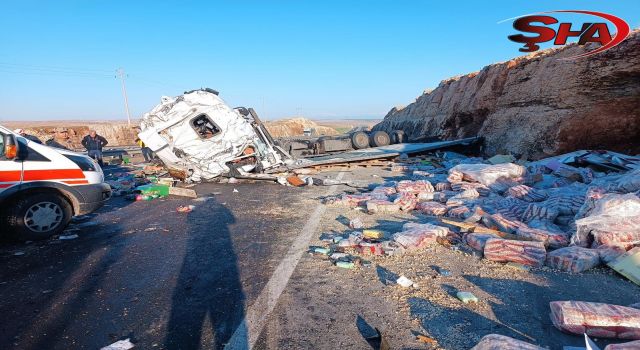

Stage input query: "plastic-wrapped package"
[
  {"left": 544, "top": 190, "right": 587, "bottom": 216},
  {"left": 553, "top": 164, "right": 594, "bottom": 183},
  {"left": 372, "top": 186, "right": 397, "bottom": 196},
  {"left": 415, "top": 201, "right": 448, "bottom": 216},
  {"left": 522, "top": 203, "right": 560, "bottom": 223},
  {"left": 417, "top": 191, "right": 437, "bottom": 202},
  {"left": 545, "top": 246, "right": 601, "bottom": 273},
  {"left": 396, "top": 180, "right": 434, "bottom": 194},
  {"left": 508, "top": 185, "right": 548, "bottom": 202},
  {"left": 448, "top": 163, "right": 526, "bottom": 188},
  {"left": 434, "top": 191, "right": 458, "bottom": 203},
  {"left": 394, "top": 192, "right": 418, "bottom": 211},
  {"left": 470, "top": 334, "right": 544, "bottom": 350},
  {"left": 550, "top": 301, "right": 640, "bottom": 339},
  {"left": 597, "top": 245, "right": 627, "bottom": 264},
  {"left": 465, "top": 233, "right": 496, "bottom": 252},
  {"left": 366, "top": 200, "right": 400, "bottom": 214},
  {"left": 447, "top": 205, "right": 471, "bottom": 219},
  {"left": 493, "top": 197, "right": 529, "bottom": 221},
  {"left": 349, "top": 217, "right": 364, "bottom": 229},
  {"left": 402, "top": 222, "right": 449, "bottom": 237},
  {"left": 516, "top": 226, "right": 569, "bottom": 249},
  {"left": 575, "top": 187, "right": 608, "bottom": 220},
  {"left": 392, "top": 228, "right": 438, "bottom": 249},
  {"left": 574, "top": 194, "right": 640, "bottom": 248},
  {"left": 435, "top": 182, "right": 452, "bottom": 191},
  {"left": 452, "top": 182, "right": 491, "bottom": 196},
  {"left": 605, "top": 340, "right": 640, "bottom": 350},
  {"left": 606, "top": 169, "right": 640, "bottom": 194},
  {"left": 484, "top": 238, "right": 547, "bottom": 266},
  {"left": 482, "top": 213, "right": 527, "bottom": 234}
]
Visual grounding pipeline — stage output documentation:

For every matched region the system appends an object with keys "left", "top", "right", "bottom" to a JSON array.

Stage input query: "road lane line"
[{"left": 224, "top": 172, "right": 345, "bottom": 350}]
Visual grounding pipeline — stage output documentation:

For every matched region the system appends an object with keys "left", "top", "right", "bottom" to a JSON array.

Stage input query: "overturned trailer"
[
  {"left": 139, "top": 89, "right": 482, "bottom": 182},
  {"left": 138, "top": 89, "right": 292, "bottom": 182}
]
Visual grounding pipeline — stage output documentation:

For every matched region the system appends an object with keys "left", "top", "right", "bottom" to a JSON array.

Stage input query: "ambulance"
[{"left": 0, "top": 125, "right": 111, "bottom": 240}]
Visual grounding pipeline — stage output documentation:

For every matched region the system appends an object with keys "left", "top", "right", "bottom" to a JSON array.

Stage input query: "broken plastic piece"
[
  {"left": 100, "top": 338, "right": 135, "bottom": 350},
  {"left": 456, "top": 291, "right": 478, "bottom": 303},
  {"left": 608, "top": 247, "right": 640, "bottom": 286},
  {"left": 396, "top": 275, "right": 415, "bottom": 288}
]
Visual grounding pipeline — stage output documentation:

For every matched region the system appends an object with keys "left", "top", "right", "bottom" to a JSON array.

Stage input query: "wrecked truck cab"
[{"left": 138, "top": 89, "right": 291, "bottom": 182}]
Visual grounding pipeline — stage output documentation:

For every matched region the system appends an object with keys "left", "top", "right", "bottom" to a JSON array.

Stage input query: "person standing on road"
[{"left": 81, "top": 130, "right": 108, "bottom": 166}]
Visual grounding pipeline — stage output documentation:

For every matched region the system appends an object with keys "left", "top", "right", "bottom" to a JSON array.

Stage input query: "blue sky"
[{"left": 0, "top": 1, "right": 637, "bottom": 121}]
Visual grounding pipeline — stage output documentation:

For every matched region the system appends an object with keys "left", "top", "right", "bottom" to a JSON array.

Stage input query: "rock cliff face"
[{"left": 373, "top": 29, "right": 640, "bottom": 159}]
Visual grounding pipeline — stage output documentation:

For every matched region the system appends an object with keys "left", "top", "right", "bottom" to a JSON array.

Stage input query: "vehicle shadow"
[{"left": 164, "top": 197, "right": 246, "bottom": 350}]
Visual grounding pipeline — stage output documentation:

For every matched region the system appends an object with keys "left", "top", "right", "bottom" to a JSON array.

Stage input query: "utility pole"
[{"left": 116, "top": 68, "right": 132, "bottom": 126}]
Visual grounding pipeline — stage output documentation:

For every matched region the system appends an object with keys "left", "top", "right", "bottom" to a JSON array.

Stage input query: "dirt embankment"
[
  {"left": 373, "top": 29, "right": 640, "bottom": 160},
  {"left": 3, "top": 121, "right": 138, "bottom": 149},
  {"left": 4, "top": 117, "right": 341, "bottom": 149},
  {"left": 264, "top": 117, "right": 339, "bottom": 137}
]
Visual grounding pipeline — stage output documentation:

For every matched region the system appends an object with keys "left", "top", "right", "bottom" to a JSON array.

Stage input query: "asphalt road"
[{"left": 0, "top": 181, "right": 319, "bottom": 350}]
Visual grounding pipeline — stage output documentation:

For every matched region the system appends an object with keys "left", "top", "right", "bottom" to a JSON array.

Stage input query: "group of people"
[{"left": 13, "top": 128, "right": 154, "bottom": 167}]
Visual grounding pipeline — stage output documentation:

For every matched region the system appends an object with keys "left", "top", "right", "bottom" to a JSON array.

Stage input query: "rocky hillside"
[
  {"left": 264, "top": 117, "right": 339, "bottom": 137},
  {"left": 373, "top": 29, "right": 640, "bottom": 160}
]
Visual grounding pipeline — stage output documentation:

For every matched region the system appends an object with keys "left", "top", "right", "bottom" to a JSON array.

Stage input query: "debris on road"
[
  {"left": 58, "top": 234, "right": 79, "bottom": 240},
  {"left": 396, "top": 275, "right": 416, "bottom": 288},
  {"left": 100, "top": 338, "right": 135, "bottom": 350},
  {"left": 456, "top": 291, "right": 479, "bottom": 303},
  {"left": 176, "top": 205, "right": 195, "bottom": 213}
]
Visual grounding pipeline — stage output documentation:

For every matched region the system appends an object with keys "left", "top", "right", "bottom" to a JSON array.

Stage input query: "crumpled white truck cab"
[{"left": 138, "top": 88, "right": 291, "bottom": 182}]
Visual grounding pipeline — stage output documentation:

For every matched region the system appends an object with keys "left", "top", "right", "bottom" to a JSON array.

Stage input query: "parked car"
[{"left": 0, "top": 125, "right": 112, "bottom": 240}]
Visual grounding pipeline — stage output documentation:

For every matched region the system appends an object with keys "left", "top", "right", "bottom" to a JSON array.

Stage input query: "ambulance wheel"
[
  {"left": 369, "top": 131, "right": 391, "bottom": 147},
  {"left": 351, "top": 131, "right": 370, "bottom": 149},
  {"left": 5, "top": 192, "right": 73, "bottom": 241}
]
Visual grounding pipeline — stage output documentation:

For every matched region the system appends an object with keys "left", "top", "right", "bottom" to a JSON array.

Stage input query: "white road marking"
[{"left": 224, "top": 172, "right": 345, "bottom": 350}]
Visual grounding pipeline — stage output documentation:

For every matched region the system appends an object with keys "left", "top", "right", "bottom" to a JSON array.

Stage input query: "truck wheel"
[
  {"left": 5, "top": 193, "right": 73, "bottom": 241},
  {"left": 351, "top": 131, "right": 370, "bottom": 149},
  {"left": 390, "top": 130, "right": 406, "bottom": 144},
  {"left": 369, "top": 131, "right": 391, "bottom": 147}
]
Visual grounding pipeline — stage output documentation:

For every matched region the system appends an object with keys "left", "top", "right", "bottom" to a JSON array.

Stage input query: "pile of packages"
[{"left": 321, "top": 151, "right": 640, "bottom": 282}]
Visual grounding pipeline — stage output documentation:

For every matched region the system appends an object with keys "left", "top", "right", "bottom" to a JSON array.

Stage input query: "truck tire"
[
  {"left": 369, "top": 131, "right": 391, "bottom": 147},
  {"left": 351, "top": 131, "right": 370, "bottom": 149},
  {"left": 5, "top": 192, "right": 73, "bottom": 241},
  {"left": 390, "top": 130, "right": 406, "bottom": 144}
]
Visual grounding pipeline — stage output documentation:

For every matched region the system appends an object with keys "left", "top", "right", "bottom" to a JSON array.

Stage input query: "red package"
[
  {"left": 394, "top": 192, "right": 418, "bottom": 211},
  {"left": 516, "top": 226, "right": 569, "bottom": 249},
  {"left": 605, "top": 340, "right": 640, "bottom": 349},
  {"left": 550, "top": 301, "right": 640, "bottom": 339},
  {"left": 465, "top": 233, "right": 496, "bottom": 252},
  {"left": 415, "top": 201, "right": 448, "bottom": 216},
  {"left": 484, "top": 238, "right": 546, "bottom": 266},
  {"left": 545, "top": 246, "right": 601, "bottom": 273}
]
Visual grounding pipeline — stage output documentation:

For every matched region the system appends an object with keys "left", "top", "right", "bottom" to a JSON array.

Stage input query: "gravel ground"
[{"left": 257, "top": 167, "right": 640, "bottom": 350}]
